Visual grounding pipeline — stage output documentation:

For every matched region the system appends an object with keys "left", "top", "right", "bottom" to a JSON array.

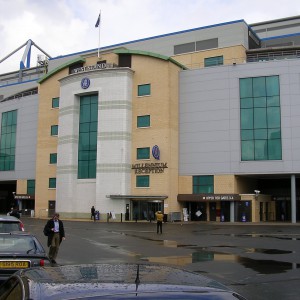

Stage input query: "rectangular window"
[
  {"left": 193, "top": 176, "right": 214, "bottom": 194},
  {"left": 52, "top": 97, "right": 59, "bottom": 108},
  {"left": 51, "top": 125, "right": 58, "bottom": 136},
  {"left": 50, "top": 153, "right": 57, "bottom": 164},
  {"left": 137, "top": 115, "right": 150, "bottom": 128},
  {"left": 138, "top": 84, "right": 151, "bottom": 96},
  {"left": 49, "top": 178, "right": 56, "bottom": 189},
  {"left": 136, "top": 175, "right": 149, "bottom": 187},
  {"left": 0, "top": 110, "right": 17, "bottom": 171},
  {"left": 137, "top": 147, "right": 150, "bottom": 160},
  {"left": 204, "top": 56, "right": 223, "bottom": 67},
  {"left": 240, "top": 75, "right": 282, "bottom": 161},
  {"left": 27, "top": 180, "right": 35, "bottom": 195},
  {"left": 78, "top": 94, "right": 98, "bottom": 179}
]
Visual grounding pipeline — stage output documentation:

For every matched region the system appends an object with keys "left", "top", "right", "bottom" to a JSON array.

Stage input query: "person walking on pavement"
[
  {"left": 91, "top": 206, "right": 96, "bottom": 221},
  {"left": 44, "top": 213, "right": 65, "bottom": 265},
  {"left": 155, "top": 210, "right": 164, "bottom": 234}
]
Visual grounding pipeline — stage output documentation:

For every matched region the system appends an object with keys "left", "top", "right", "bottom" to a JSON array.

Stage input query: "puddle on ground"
[{"left": 143, "top": 242, "right": 299, "bottom": 274}]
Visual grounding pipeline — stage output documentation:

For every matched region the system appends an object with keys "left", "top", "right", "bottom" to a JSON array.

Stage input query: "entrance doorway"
[{"left": 132, "top": 201, "right": 163, "bottom": 221}]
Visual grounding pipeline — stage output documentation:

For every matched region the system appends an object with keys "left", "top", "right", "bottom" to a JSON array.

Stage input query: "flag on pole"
[{"left": 95, "top": 13, "right": 101, "bottom": 28}]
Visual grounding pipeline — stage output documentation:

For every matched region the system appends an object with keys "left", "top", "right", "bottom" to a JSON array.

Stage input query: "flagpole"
[{"left": 98, "top": 10, "right": 101, "bottom": 58}]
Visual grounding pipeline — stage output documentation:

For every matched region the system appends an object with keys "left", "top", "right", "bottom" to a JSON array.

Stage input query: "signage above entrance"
[
  {"left": 177, "top": 194, "right": 241, "bottom": 202},
  {"left": 132, "top": 163, "right": 168, "bottom": 174},
  {"left": 73, "top": 62, "right": 118, "bottom": 74}
]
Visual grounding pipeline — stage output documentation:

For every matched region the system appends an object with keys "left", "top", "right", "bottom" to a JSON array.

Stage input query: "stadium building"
[{"left": 1, "top": 16, "right": 300, "bottom": 222}]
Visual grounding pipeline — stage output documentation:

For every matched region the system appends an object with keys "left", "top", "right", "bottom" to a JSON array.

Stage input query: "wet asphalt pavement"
[{"left": 22, "top": 217, "right": 300, "bottom": 300}]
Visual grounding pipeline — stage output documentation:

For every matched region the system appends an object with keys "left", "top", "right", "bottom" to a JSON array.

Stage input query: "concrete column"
[
  {"left": 291, "top": 174, "right": 296, "bottom": 223},
  {"left": 230, "top": 201, "right": 235, "bottom": 222}
]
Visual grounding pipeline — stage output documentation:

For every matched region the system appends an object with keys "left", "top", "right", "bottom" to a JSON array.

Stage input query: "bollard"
[{"left": 121, "top": 213, "right": 123, "bottom": 222}]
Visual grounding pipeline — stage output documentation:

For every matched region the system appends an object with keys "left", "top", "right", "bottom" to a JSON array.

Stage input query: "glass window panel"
[
  {"left": 50, "top": 153, "right": 57, "bottom": 164},
  {"left": 88, "top": 161, "right": 97, "bottom": 178},
  {"left": 254, "top": 97, "right": 266, "bottom": 108},
  {"left": 268, "top": 129, "right": 281, "bottom": 139},
  {"left": 137, "top": 115, "right": 150, "bottom": 128},
  {"left": 89, "top": 132, "right": 97, "bottom": 150},
  {"left": 80, "top": 104, "right": 91, "bottom": 123},
  {"left": 52, "top": 97, "right": 59, "bottom": 108},
  {"left": 49, "top": 178, "right": 56, "bottom": 188},
  {"left": 138, "top": 84, "right": 151, "bottom": 96},
  {"left": 255, "top": 140, "right": 268, "bottom": 160},
  {"left": 240, "top": 109, "right": 253, "bottom": 129},
  {"left": 241, "top": 130, "right": 253, "bottom": 140},
  {"left": 267, "top": 96, "right": 280, "bottom": 107},
  {"left": 254, "top": 108, "right": 267, "bottom": 129},
  {"left": 136, "top": 175, "right": 149, "bottom": 187},
  {"left": 266, "top": 76, "right": 279, "bottom": 96},
  {"left": 90, "top": 104, "right": 98, "bottom": 122},
  {"left": 51, "top": 125, "right": 58, "bottom": 136},
  {"left": 253, "top": 77, "right": 266, "bottom": 97},
  {"left": 254, "top": 129, "right": 267, "bottom": 140},
  {"left": 268, "top": 139, "right": 282, "bottom": 160},
  {"left": 90, "top": 122, "right": 98, "bottom": 132},
  {"left": 241, "top": 140, "right": 254, "bottom": 161},
  {"left": 240, "top": 78, "right": 253, "bottom": 98},
  {"left": 240, "top": 98, "right": 253, "bottom": 109},
  {"left": 137, "top": 147, "right": 150, "bottom": 159},
  {"left": 204, "top": 56, "right": 223, "bottom": 67},
  {"left": 1, "top": 113, "right": 7, "bottom": 126},
  {"left": 27, "top": 180, "right": 35, "bottom": 194},
  {"left": 267, "top": 107, "right": 281, "bottom": 128}
]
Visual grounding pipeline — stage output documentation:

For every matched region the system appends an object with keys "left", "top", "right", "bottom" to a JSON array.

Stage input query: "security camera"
[{"left": 254, "top": 190, "right": 260, "bottom": 194}]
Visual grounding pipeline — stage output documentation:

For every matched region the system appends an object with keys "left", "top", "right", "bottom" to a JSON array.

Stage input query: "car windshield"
[
  {"left": 0, "top": 235, "right": 37, "bottom": 253},
  {"left": 0, "top": 222, "right": 20, "bottom": 233}
]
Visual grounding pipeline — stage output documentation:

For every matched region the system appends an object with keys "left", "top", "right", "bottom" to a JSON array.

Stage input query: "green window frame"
[
  {"left": 240, "top": 75, "right": 282, "bottom": 161},
  {"left": 51, "top": 125, "right": 58, "bottom": 136},
  {"left": 78, "top": 94, "right": 98, "bottom": 179},
  {"left": 0, "top": 110, "right": 17, "bottom": 171},
  {"left": 137, "top": 115, "right": 150, "bottom": 128},
  {"left": 193, "top": 175, "right": 214, "bottom": 193},
  {"left": 50, "top": 153, "right": 57, "bottom": 164},
  {"left": 49, "top": 178, "right": 56, "bottom": 189},
  {"left": 138, "top": 84, "right": 151, "bottom": 96},
  {"left": 27, "top": 180, "right": 35, "bottom": 195},
  {"left": 204, "top": 56, "right": 223, "bottom": 67},
  {"left": 136, "top": 175, "right": 149, "bottom": 187},
  {"left": 52, "top": 97, "right": 59, "bottom": 108},
  {"left": 137, "top": 147, "right": 150, "bottom": 160}
]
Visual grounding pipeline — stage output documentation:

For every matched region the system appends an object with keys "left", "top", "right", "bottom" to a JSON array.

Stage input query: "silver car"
[{"left": 0, "top": 215, "right": 24, "bottom": 233}]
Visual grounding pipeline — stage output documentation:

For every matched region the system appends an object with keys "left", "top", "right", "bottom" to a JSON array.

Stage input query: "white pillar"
[
  {"left": 291, "top": 174, "right": 296, "bottom": 224},
  {"left": 230, "top": 201, "right": 235, "bottom": 222}
]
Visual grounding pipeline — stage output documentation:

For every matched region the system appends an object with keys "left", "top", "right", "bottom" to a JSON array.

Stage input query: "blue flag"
[{"left": 95, "top": 13, "right": 101, "bottom": 28}]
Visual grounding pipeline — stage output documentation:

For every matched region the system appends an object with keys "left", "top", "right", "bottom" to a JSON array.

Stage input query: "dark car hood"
[{"left": 17, "top": 263, "right": 246, "bottom": 299}]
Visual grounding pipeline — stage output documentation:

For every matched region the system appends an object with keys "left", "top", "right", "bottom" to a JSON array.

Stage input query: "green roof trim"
[
  {"left": 113, "top": 49, "right": 188, "bottom": 70},
  {"left": 38, "top": 57, "right": 86, "bottom": 84}
]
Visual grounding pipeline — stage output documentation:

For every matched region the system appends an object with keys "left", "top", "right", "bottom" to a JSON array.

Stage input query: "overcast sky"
[{"left": 0, "top": 0, "right": 299, "bottom": 73}]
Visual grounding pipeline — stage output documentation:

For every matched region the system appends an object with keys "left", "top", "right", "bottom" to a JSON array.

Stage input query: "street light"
[{"left": 254, "top": 190, "right": 260, "bottom": 199}]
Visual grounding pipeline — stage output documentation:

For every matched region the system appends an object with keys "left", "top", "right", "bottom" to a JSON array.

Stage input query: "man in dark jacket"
[{"left": 44, "top": 213, "right": 65, "bottom": 265}]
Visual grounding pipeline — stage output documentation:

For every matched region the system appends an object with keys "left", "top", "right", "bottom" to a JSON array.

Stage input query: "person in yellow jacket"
[{"left": 155, "top": 210, "right": 164, "bottom": 234}]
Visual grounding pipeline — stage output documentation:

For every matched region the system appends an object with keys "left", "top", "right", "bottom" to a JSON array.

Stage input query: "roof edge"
[
  {"left": 38, "top": 57, "right": 86, "bottom": 84},
  {"left": 113, "top": 49, "right": 188, "bottom": 70}
]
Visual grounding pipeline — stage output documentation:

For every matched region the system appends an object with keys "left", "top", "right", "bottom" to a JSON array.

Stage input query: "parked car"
[
  {"left": 0, "top": 232, "right": 51, "bottom": 283},
  {"left": 0, "top": 263, "right": 247, "bottom": 299},
  {"left": 0, "top": 215, "right": 24, "bottom": 233}
]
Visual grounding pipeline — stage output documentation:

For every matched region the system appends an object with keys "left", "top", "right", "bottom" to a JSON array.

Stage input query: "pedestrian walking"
[
  {"left": 43, "top": 213, "right": 65, "bottom": 265},
  {"left": 155, "top": 210, "right": 164, "bottom": 234},
  {"left": 91, "top": 206, "right": 96, "bottom": 221}
]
